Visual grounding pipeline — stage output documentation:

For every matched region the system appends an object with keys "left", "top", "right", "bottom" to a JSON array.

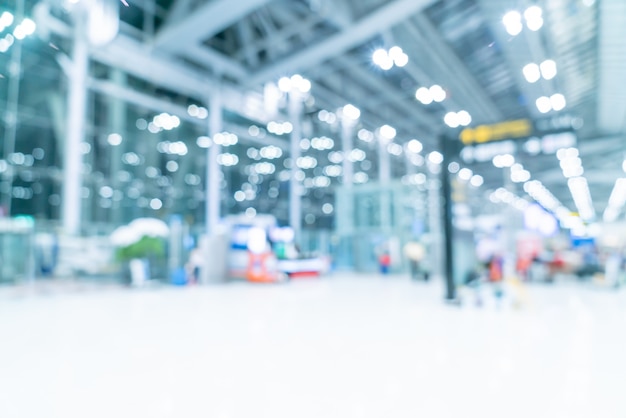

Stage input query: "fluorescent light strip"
[
  {"left": 568, "top": 177, "right": 595, "bottom": 221},
  {"left": 603, "top": 178, "right": 626, "bottom": 222},
  {"left": 557, "top": 147, "right": 595, "bottom": 222},
  {"left": 490, "top": 187, "right": 529, "bottom": 211}
]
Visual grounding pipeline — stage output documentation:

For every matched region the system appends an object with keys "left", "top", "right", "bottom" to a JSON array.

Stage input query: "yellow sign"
[{"left": 460, "top": 119, "right": 533, "bottom": 145}]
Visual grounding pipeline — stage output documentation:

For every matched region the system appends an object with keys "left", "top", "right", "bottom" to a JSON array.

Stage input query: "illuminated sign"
[{"left": 459, "top": 119, "right": 533, "bottom": 145}]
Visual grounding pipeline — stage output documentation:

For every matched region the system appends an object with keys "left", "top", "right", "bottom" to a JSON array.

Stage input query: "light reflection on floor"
[{"left": 1, "top": 274, "right": 625, "bottom": 418}]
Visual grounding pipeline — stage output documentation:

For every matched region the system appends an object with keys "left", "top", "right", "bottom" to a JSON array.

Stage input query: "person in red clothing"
[{"left": 379, "top": 251, "right": 391, "bottom": 275}]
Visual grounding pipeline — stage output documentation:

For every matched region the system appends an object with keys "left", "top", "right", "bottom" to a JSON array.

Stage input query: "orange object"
[
  {"left": 489, "top": 257, "right": 503, "bottom": 282},
  {"left": 246, "top": 251, "right": 279, "bottom": 283}
]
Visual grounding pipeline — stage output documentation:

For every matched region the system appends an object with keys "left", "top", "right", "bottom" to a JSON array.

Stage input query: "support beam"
[
  {"left": 184, "top": 43, "right": 249, "bottom": 79},
  {"left": 333, "top": 56, "right": 438, "bottom": 133},
  {"left": 37, "top": 10, "right": 274, "bottom": 127},
  {"left": 249, "top": 0, "right": 437, "bottom": 85},
  {"left": 403, "top": 16, "right": 503, "bottom": 123},
  {"left": 88, "top": 78, "right": 290, "bottom": 150},
  {"left": 162, "top": 0, "right": 195, "bottom": 27},
  {"left": 477, "top": 0, "right": 553, "bottom": 119},
  {"left": 155, "top": 0, "right": 271, "bottom": 49}
]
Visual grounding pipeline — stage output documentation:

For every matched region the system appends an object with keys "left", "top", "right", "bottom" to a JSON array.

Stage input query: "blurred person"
[
  {"left": 605, "top": 249, "right": 623, "bottom": 289},
  {"left": 379, "top": 251, "right": 391, "bottom": 275},
  {"left": 516, "top": 254, "right": 533, "bottom": 282},
  {"left": 528, "top": 256, "right": 547, "bottom": 282},
  {"left": 403, "top": 240, "right": 427, "bottom": 281},
  {"left": 185, "top": 245, "right": 204, "bottom": 284},
  {"left": 488, "top": 254, "right": 505, "bottom": 305}
]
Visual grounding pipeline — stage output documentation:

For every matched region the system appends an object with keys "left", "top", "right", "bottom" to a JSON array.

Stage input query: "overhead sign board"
[{"left": 459, "top": 119, "right": 533, "bottom": 145}]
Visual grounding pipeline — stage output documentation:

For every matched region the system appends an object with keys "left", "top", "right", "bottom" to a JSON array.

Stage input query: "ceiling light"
[
  {"left": 379, "top": 124, "right": 397, "bottom": 141},
  {"left": 493, "top": 154, "right": 515, "bottom": 168},
  {"left": 13, "top": 26, "right": 25, "bottom": 40},
  {"left": 394, "top": 53, "right": 409, "bottom": 67},
  {"left": 358, "top": 129, "right": 374, "bottom": 142},
  {"left": 524, "top": 6, "right": 543, "bottom": 31},
  {"left": 374, "top": 47, "right": 408, "bottom": 69},
  {"left": 550, "top": 94, "right": 566, "bottom": 111},
  {"left": 523, "top": 63, "right": 541, "bottom": 83},
  {"left": 407, "top": 139, "right": 423, "bottom": 153},
  {"left": 470, "top": 175, "right": 484, "bottom": 187},
  {"left": 503, "top": 11, "right": 523, "bottom": 36},
  {"left": 457, "top": 110, "right": 472, "bottom": 126},
  {"left": 430, "top": 85, "right": 446, "bottom": 102},
  {"left": 536, "top": 96, "right": 552, "bottom": 113},
  {"left": 342, "top": 104, "right": 361, "bottom": 121},
  {"left": 107, "top": 133, "right": 123, "bottom": 146},
  {"left": 373, "top": 48, "right": 393, "bottom": 70},
  {"left": 511, "top": 169, "right": 531, "bottom": 183},
  {"left": 415, "top": 87, "right": 433, "bottom": 105},
  {"left": 444, "top": 112, "right": 459, "bottom": 128},
  {"left": 187, "top": 105, "right": 199, "bottom": 117},
  {"left": 568, "top": 177, "right": 595, "bottom": 221},
  {"left": 540, "top": 60, "right": 557, "bottom": 80},
  {"left": 290, "top": 74, "right": 311, "bottom": 93},
  {"left": 388, "top": 46, "right": 404, "bottom": 61},
  {"left": 458, "top": 168, "right": 473, "bottom": 181},
  {"left": 20, "top": 18, "right": 37, "bottom": 36},
  {"left": 278, "top": 76, "right": 292, "bottom": 92},
  {"left": 604, "top": 178, "right": 626, "bottom": 222},
  {"left": 0, "top": 12, "right": 14, "bottom": 27},
  {"left": 196, "top": 136, "right": 212, "bottom": 148},
  {"left": 428, "top": 151, "right": 444, "bottom": 165}
]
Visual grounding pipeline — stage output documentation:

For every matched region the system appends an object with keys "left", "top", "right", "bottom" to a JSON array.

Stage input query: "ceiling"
[{"left": 2, "top": 0, "right": 626, "bottom": 226}]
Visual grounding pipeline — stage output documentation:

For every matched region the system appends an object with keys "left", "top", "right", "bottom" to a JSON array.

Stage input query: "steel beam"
[
  {"left": 248, "top": 0, "right": 437, "bottom": 85},
  {"left": 155, "top": 0, "right": 271, "bottom": 48}
]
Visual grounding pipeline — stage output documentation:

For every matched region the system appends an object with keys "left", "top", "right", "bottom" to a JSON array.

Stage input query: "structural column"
[
  {"left": 340, "top": 111, "right": 357, "bottom": 233},
  {"left": 62, "top": 20, "right": 89, "bottom": 235},
  {"left": 1, "top": 0, "right": 25, "bottom": 216},
  {"left": 427, "top": 169, "right": 443, "bottom": 279},
  {"left": 206, "top": 86, "right": 223, "bottom": 236},
  {"left": 341, "top": 119, "right": 355, "bottom": 187},
  {"left": 440, "top": 136, "right": 458, "bottom": 301},
  {"left": 378, "top": 134, "right": 392, "bottom": 231},
  {"left": 108, "top": 69, "right": 127, "bottom": 225},
  {"left": 288, "top": 91, "right": 303, "bottom": 239}
]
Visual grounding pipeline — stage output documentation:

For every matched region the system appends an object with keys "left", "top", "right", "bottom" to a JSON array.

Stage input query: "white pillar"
[
  {"left": 206, "top": 86, "right": 223, "bottom": 236},
  {"left": 109, "top": 69, "right": 126, "bottom": 225},
  {"left": 62, "top": 22, "right": 89, "bottom": 236},
  {"left": 502, "top": 167, "right": 516, "bottom": 279},
  {"left": 404, "top": 149, "right": 417, "bottom": 176},
  {"left": 288, "top": 91, "right": 303, "bottom": 238},
  {"left": 340, "top": 117, "right": 356, "bottom": 237},
  {"left": 378, "top": 136, "right": 391, "bottom": 184},
  {"left": 428, "top": 167, "right": 443, "bottom": 278},
  {"left": 1, "top": 0, "right": 25, "bottom": 215},
  {"left": 341, "top": 121, "right": 355, "bottom": 186},
  {"left": 378, "top": 135, "right": 392, "bottom": 230}
]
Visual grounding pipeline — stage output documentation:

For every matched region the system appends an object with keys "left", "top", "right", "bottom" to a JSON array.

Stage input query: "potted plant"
[{"left": 110, "top": 218, "right": 169, "bottom": 286}]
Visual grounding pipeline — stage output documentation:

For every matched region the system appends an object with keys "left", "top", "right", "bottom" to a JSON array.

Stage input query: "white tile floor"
[{"left": 1, "top": 274, "right": 626, "bottom": 418}]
